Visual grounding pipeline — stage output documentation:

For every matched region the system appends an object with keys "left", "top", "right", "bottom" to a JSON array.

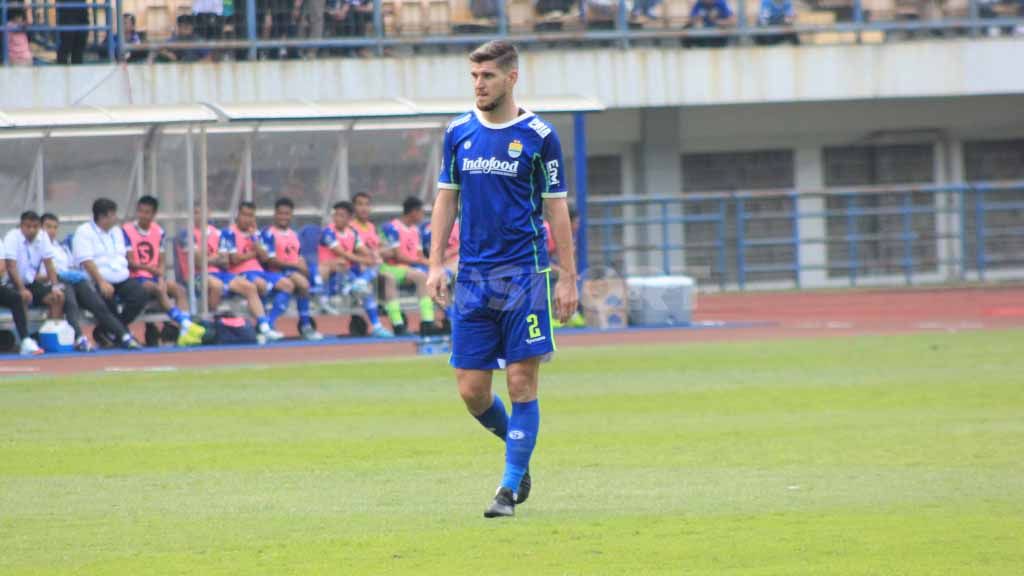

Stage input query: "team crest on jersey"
[
  {"left": 507, "top": 139, "right": 523, "bottom": 159},
  {"left": 463, "top": 140, "right": 472, "bottom": 150}
]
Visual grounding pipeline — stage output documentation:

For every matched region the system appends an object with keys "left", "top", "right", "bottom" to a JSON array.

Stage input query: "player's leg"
[
  {"left": 405, "top": 267, "right": 439, "bottom": 328},
  {"left": 351, "top": 268, "right": 391, "bottom": 337},
  {"left": 165, "top": 280, "right": 205, "bottom": 345},
  {"left": 289, "top": 272, "right": 321, "bottom": 339},
  {"left": 266, "top": 273, "right": 293, "bottom": 328},
  {"left": 318, "top": 262, "right": 340, "bottom": 314},
  {"left": 379, "top": 264, "right": 406, "bottom": 332},
  {"left": 485, "top": 271, "right": 556, "bottom": 516},
  {"left": 229, "top": 275, "right": 281, "bottom": 340},
  {"left": 206, "top": 276, "right": 225, "bottom": 310},
  {"left": 38, "top": 283, "right": 64, "bottom": 319}
]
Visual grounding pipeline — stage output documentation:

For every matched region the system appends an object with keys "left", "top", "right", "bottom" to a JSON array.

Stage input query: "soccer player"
[
  {"left": 319, "top": 201, "right": 393, "bottom": 337},
  {"left": 380, "top": 196, "right": 438, "bottom": 335},
  {"left": 122, "top": 195, "right": 205, "bottom": 347},
  {"left": 178, "top": 206, "right": 284, "bottom": 342},
  {"left": 426, "top": 41, "right": 579, "bottom": 518},
  {"left": 220, "top": 201, "right": 297, "bottom": 332},
  {"left": 260, "top": 198, "right": 324, "bottom": 341}
]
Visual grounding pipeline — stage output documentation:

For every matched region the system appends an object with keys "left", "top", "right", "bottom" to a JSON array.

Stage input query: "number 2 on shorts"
[{"left": 526, "top": 314, "right": 541, "bottom": 339}]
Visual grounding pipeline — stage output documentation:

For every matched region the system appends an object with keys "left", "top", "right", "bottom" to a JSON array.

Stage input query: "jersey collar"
[{"left": 473, "top": 107, "right": 534, "bottom": 130}]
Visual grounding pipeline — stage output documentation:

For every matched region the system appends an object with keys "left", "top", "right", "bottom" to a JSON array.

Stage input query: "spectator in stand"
[
  {"left": 631, "top": 0, "right": 664, "bottom": 20},
  {"left": 3, "top": 211, "right": 65, "bottom": 329},
  {"left": 296, "top": 0, "right": 325, "bottom": 57},
  {"left": 327, "top": 0, "right": 373, "bottom": 55},
  {"left": 43, "top": 212, "right": 137, "bottom": 352},
  {"left": 154, "top": 14, "right": 209, "bottom": 62},
  {"left": 72, "top": 198, "right": 146, "bottom": 350},
  {"left": 114, "top": 13, "right": 145, "bottom": 62},
  {"left": 0, "top": 239, "right": 42, "bottom": 355},
  {"left": 684, "top": 0, "right": 736, "bottom": 48},
  {"left": 535, "top": 0, "right": 575, "bottom": 17},
  {"left": 193, "top": 0, "right": 225, "bottom": 46},
  {"left": 260, "top": 0, "right": 298, "bottom": 59},
  {"left": 756, "top": 0, "right": 798, "bottom": 45},
  {"left": 56, "top": 0, "right": 90, "bottom": 64},
  {"left": 470, "top": 0, "right": 500, "bottom": 19},
  {"left": 4, "top": 6, "right": 33, "bottom": 67}
]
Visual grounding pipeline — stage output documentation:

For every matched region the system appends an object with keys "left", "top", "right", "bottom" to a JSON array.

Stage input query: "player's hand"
[
  {"left": 99, "top": 281, "right": 115, "bottom": 300},
  {"left": 554, "top": 275, "right": 578, "bottom": 324},
  {"left": 426, "top": 265, "right": 450, "bottom": 308},
  {"left": 19, "top": 288, "right": 33, "bottom": 306}
]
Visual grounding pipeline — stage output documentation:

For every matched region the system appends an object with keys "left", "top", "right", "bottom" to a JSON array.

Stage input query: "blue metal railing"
[
  {"left": 5, "top": 0, "right": 1023, "bottom": 64},
  {"left": 587, "top": 182, "right": 1024, "bottom": 289}
]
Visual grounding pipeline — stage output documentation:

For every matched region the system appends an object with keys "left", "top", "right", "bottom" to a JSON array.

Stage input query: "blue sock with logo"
[
  {"left": 269, "top": 291, "right": 291, "bottom": 326},
  {"left": 361, "top": 294, "right": 381, "bottom": 327},
  {"left": 297, "top": 296, "right": 312, "bottom": 325},
  {"left": 169, "top": 306, "right": 190, "bottom": 327},
  {"left": 474, "top": 394, "right": 508, "bottom": 442},
  {"left": 501, "top": 399, "right": 539, "bottom": 492}
]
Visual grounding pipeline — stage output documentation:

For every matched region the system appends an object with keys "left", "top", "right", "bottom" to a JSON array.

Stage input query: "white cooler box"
[{"left": 626, "top": 276, "right": 696, "bottom": 326}]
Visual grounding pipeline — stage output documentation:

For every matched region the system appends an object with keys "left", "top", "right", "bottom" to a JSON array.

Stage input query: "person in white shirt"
[
  {"left": 43, "top": 213, "right": 136, "bottom": 352},
  {"left": 0, "top": 235, "right": 42, "bottom": 355},
  {"left": 72, "top": 198, "right": 146, "bottom": 350},
  {"left": 2, "top": 211, "right": 65, "bottom": 322}
]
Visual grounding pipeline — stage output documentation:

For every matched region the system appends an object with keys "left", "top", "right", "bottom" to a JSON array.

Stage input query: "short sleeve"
[
  {"left": 320, "top": 227, "right": 338, "bottom": 249},
  {"left": 121, "top": 227, "right": 132, "bottom": 250},
  {"left": 2, "top": 232, "right": 17, "bottom": 261},
  {"left": 218, "top": 228, "right": 234, "bottom": 254},
  {"left": 381, "top": 223, "right": 400, "bottom": 248},
  {"left": 719, "top": 0, "right": 734, "bottom": 17},
  {"left": 72, "top": 226, "right": 95, "bottom": 264},
  {"left": 437, "top": 126, "right": 461, "bottom": 191},
  {"left": 690, "top": 2, "right": 701, "bottom": 17},
  {"left": 260, "top": 229, "right": 277, "bottom": 258},
  {"left": 539, "top": 128, "right": 569, "bottom": 199},
  {"left": 39, "top": 233, "right": 55, "bottom": 260}
]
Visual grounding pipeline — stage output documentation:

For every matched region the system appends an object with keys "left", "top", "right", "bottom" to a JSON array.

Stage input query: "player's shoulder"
[
  {"left": 522, "top": 112, "right": 558, "bottom": 140},
  {"left": 445, "top": 111, "right": 476, "bottom": 135}
]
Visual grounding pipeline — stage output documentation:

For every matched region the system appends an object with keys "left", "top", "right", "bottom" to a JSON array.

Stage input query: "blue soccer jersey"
[{"left": 438, "top": 109, "right": 567, "bottom": 278}]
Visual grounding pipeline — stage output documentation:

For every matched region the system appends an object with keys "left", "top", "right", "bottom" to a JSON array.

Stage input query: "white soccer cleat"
[
  {"left": 19, "top": 337, "right": 44, "bottom": 356},
  {"left": 263, "top": 328, "right": 285, "bottom": 341},
  {"left": 300, "top": 324, "right": 325, "bottom": 341}
]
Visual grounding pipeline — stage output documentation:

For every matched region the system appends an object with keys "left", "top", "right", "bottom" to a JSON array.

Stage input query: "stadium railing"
[
  {"left": 4, "top": 0, "right": 1023, "bottom": 65},
  {"left": 587, "top": 180, "right": 1024, "bottom": 289}
]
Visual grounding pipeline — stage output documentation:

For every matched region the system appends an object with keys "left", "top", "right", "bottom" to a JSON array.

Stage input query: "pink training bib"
[
  {"left": 227, "top": 224, "right": 264, "bottom": 274},
  {"left": 123, "top": 222, "right": 165, "bottom": 279}
]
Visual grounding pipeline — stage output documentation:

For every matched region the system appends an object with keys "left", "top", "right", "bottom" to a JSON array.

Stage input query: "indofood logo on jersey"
[
  {"left": 507, "top": 139, "right": 523, "bottom": 159},
  {"left": 462, "top": 156, "right": 520, "bottom": 177}
]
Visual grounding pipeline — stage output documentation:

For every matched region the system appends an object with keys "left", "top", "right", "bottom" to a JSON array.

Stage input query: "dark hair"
[
  {"left": 137, "top": 195, "right": 159, "bottom": 212},
  {"left": 176, "top": 14, "right": 194, "bottom": 27},
  {"left": 123, "top": 12, "right": 136, "bottom": 25},
  {"left": 333, "top": 201, "right": 354, "bottom": 214},
  {"left": 469, "top": 41, "right": 519, "bottom": 71},
  {"left": 402, "top": 196, "right": 424, "bottom": 215},
  {"left": 20, "top": 210, "right": 41, "bottom": 224},
  {"left": 353, "top": 192, "right": 371, "bottom": 203},
  {"left": 41, "top": 212, "right": 59, "bottom": 225},
  {"left": 8, "top": 6, "right": 25, "bottom": 20},
  {"left": 92, "top": 198, "right": 118, "bottom": 222},
  {"left": 274, "top": 197, "right": 295, "bottom": 211},
  {"left": 238, "top": 201, "right": 256, "bottom": 212}
]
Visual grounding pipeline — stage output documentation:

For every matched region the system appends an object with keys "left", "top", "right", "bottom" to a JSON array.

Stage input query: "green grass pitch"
[{"left": 2, "top": 330, "right": 1023, "bottom": 574}]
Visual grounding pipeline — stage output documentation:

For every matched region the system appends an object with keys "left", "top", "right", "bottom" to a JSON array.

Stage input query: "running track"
[{"left": 3, "top": 286, "right": 1022, "bottom": 376}]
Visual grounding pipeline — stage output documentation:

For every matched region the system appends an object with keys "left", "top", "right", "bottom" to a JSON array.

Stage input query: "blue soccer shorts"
[{"left": 450, "top": 270, "right": 556, "bottom": 371}]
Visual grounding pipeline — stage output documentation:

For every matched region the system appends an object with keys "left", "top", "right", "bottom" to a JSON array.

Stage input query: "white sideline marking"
[
  {"left": 104, "top": 366, "right": 178, "bottom": 373},
  {"left": 0, "top": 366, "right": 40, "bottom": 373}
]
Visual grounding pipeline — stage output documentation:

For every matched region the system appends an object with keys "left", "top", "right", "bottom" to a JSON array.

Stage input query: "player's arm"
[
  {"left": 427, "top": 188, "right": 459, "bottom": 306},
  {"left": 349, "top": 244, "right": 376, "bottom": 267},
  {"left": 547, "top": 198, "right": 578, "bottom": 323}
]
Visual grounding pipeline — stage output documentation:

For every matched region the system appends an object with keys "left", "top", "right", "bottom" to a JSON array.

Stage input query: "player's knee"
[
  {"left": 506, "top": 366, "right": 539, "bottom": 403},
  {"left": 456, "top": 372, "right": 492, "bottom": 413}
]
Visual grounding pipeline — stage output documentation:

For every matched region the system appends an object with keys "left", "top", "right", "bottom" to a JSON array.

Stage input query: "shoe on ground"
[
  {"left": 177, "top": 325, "right": 204, "bottom": 347},
  {"left": 120, "top": 337, "right": 144, "bottom": 351},
  {"left": 74, "top": 336, "right": 94, "bottom": 353},
  {"left": 484, "top": 487, "right": 516, "bottom": 518},
  {"left": 568, "top": 311, "right": 587, "bottom": 328},
  {"left": 516, "top": 469, "right": 531, "bottom": 505},
  {"left": 262, "top": 328, "right": 285, "bottom": 341},
  {"left": 370, "top": 325, "right": 394, "bottom": 338},
  {"left": 319, "top": 299, "right": 340, "bottom": 315},
  {"left": 300, "top": 323, "right": 325, "bottom": 341},
  {"left": 19, "top": 337, "right": 44, "bottom": 356}
]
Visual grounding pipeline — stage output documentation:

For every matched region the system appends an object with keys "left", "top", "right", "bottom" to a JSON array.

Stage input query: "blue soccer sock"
[
  {"left": 363, "top": 295, "right": 381, "bottom": 327},
  {"left": 501, "top": 399, "right": 539, "bottom": 492},
  {"left": 269, "top": 291, "right": 291, "bottom": 326},
  {"left": 474, "top": 394, "right": 509, "bottom": 442},
  {"left": 168, "top": 306, "right": 191, "bottom": 328},
  {"left": 297, "top": 296, "right": 312, "bottom": 325},
  {"left": 257, "top": 315, "right": 270, "bottom": 331}
]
